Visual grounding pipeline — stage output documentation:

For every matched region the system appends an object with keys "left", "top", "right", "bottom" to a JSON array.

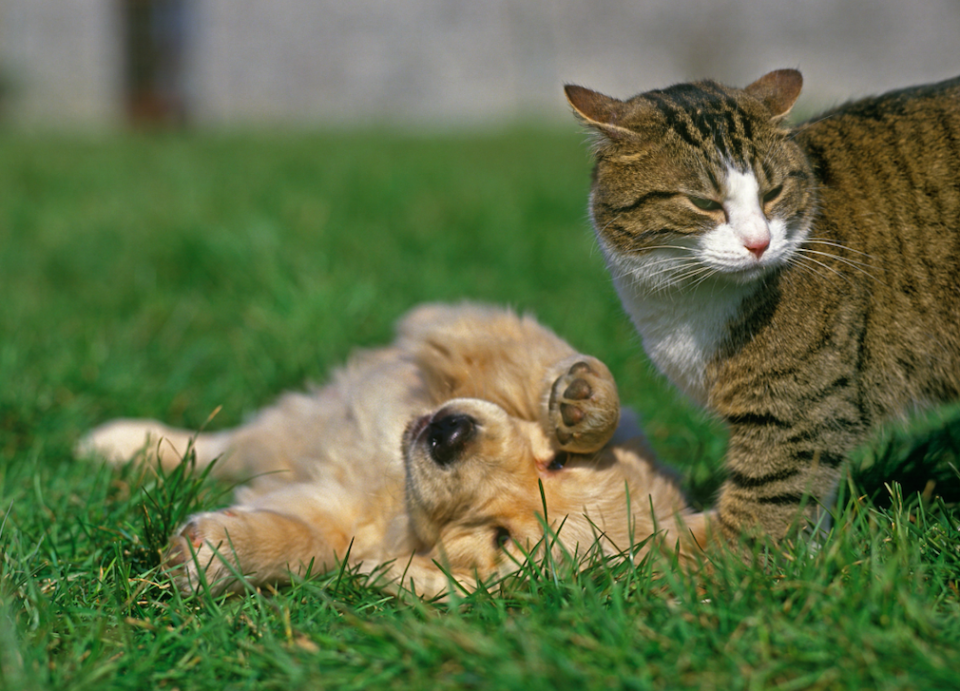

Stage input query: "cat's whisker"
[
  {"left": 672, "top": 265, "right": 713, "bottom": 282},
  {"left": 797, "top": 247, "right": 877, "bottom": 270},
  {"left": 803, "top": 238, "right": 875, "bottom": 259},
  {"left": 689, "top": 269, "right": 722, "bottom": 290},
  {"left": 669, "top": 262, "right": 726, "bottom": 289},
  {"left": 786, "top": 258, "right": 841, "bottom": 289},
  {"left": 613, "top": 238, "right": 696, "bottom": 252},
  {"left": 643, "top": 268, "right": 704, "bottom": 291},
  {"left": 615, "top": 253, "right": 695, "bottom": 275},
  {"left": 640, "top": 257, "right": 702, "bottom": 274},
  {"left": 796, "top": 249, "right": 885, "bottom": 284},
  {"left": 617, "top": 256, "right": 717, "bottom": 294},
  {"left": 793, "top": 254, "right": 856, "bottom": 287},
  {"left": 632, "top": 245, "right": 698, "bottom": 253},
  {"left": 784, "top": 256, "right": 823, "bottom": 281}
]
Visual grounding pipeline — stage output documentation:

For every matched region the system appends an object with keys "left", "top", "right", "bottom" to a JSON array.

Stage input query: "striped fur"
[{"left": 566, "top": 70, "right": 960, "bottom": 541}]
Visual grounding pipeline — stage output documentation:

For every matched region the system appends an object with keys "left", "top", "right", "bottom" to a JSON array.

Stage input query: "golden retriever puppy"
[{"left": 80, "top": 303, "right": 709, "bottom": 597}]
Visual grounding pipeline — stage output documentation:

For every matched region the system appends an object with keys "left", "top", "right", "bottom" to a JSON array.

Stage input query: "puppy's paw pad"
[
  {"left": 560, "top": 402, "right": 584, "bottom": 427},
  {"left": 561, "top": 376, "right": 592, "bottom": 401},
  {"left": 549, "top": 359, "right": 619, "bottom": 453}
]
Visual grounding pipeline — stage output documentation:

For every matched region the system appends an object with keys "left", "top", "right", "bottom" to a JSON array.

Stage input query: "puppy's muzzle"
[{"left": 424, "top": 412, "right": 476, "bottom": 467}]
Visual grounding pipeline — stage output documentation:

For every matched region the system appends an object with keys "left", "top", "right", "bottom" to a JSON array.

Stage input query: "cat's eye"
[
  {"left": 494, "top": 527, "right": 511, "bottom": 549},
  {"left": 688, "top": 195, "right": 723, "bottom": 212},
  {"left": 547, "top": 451, "right": 569, "bottom": 471},
  {"left": 762, "top": 185, "right": 783, "bottom": 204}
]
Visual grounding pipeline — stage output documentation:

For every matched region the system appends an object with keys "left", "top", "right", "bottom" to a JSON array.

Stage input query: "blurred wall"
[
  {"left": 2, "top": 0, "right": 959, "bottom": 127},
  {"left": 1, "top": 0, "right": 124, "bottom": 126}
]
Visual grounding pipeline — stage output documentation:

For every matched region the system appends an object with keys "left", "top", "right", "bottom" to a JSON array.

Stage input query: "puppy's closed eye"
[{"left": 547, "top": 451, "right": 569, "bottom": 471}]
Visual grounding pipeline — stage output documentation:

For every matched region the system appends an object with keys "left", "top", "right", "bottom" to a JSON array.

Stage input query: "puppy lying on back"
[{"left": 80, "top": 303, "right": 709, "bottom": 597}]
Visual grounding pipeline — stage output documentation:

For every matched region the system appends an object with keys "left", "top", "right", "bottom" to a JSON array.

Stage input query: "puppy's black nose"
[{"left": 426, "top": 413, "right": 476, "bottom": 467}]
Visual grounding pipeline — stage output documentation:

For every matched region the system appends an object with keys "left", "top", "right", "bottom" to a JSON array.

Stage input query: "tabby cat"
[{"left": 565, "top": 69, "right": 960, "bottom": 541}]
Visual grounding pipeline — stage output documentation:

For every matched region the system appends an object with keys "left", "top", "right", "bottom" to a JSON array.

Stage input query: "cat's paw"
[
  {"left": 163, "top": 510, "right": 250, "bottom": 594},
  {"left": 547, "top": 357, "right": 619, "bottom": 453}
]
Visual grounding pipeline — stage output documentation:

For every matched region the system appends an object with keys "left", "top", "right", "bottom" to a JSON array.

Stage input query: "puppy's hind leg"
[
  {"left": 77, "top": 418, "right": 232, "bottom": 476},
  {"left": 544, "top": 355, "right": 620, "bottom": 454}
]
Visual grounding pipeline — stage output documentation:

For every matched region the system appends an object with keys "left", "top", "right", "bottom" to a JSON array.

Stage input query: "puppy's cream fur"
[{"left": 80, "top": 303, "right": 709, "bottom": 597}]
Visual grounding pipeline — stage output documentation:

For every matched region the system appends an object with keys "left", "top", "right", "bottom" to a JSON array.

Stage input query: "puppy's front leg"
[
  {"left": 544, "top": 355, "right": 620, "bottom": 454},
  {"left": 165, "top": 507, "right": 348, "bottom": 594}
]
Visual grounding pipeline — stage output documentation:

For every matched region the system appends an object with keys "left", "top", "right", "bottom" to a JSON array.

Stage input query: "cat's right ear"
[
  {"left": 564, "top": 85, "right": 636, "bottom": 140},
  {"left": 744, "top": 69, "right": 803, "bottom": 119}
]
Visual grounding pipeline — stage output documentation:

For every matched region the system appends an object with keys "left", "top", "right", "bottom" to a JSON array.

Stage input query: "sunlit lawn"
[{"left": 1, "top": 130, "right": 958, "bottom": 690}]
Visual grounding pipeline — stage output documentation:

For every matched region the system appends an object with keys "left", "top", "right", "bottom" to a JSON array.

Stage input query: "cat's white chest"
[{"left": 610, "top": 272, "right": 751, "bottom": 407}]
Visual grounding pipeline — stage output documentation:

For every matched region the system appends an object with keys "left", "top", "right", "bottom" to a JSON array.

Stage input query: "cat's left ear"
[
  {"left": 564, "top": 85, "right": 637, "bottom": 140},
  {"left": 744, "top": 69, "right": 803, "bottom": 119}
]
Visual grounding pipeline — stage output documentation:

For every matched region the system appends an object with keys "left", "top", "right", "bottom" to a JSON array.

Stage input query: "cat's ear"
[
  {"left": 564, "top": 85, "right": 637, "bottom": 139},
  {"left": 744, "top": 69, "right": 803, "bottom": 118}
]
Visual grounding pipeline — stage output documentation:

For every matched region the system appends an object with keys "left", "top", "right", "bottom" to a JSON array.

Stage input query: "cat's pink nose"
[{"left": 745, "top": 238, "right": 770, "bottom": 259}]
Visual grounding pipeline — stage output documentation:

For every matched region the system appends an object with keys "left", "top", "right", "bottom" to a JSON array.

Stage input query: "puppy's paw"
[
  {"left": 77, "top": 419, "right": 175, "bottom": 465},
  {"left": 163, "top": 510, "right": 249, "bottom": 595},
  {"left": 547, "top": 356, "right": 619, "bottom": 453}
]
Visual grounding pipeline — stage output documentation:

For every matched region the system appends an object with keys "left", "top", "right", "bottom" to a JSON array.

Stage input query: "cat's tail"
[{"left": 76, "top": 418, "right": 234, "bottom": 476}]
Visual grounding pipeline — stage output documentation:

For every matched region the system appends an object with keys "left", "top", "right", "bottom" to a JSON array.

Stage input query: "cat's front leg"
[
  {"left": 715, "top": 420, "right": 855, "bottom": 542},
  {"left": 544, "top": 355, "right": 620, "bottom": 454}
]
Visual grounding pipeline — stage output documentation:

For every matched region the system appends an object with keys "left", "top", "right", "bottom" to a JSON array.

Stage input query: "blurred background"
[{"left": 1, "top": 0, "right": 959, "bottom": 129}]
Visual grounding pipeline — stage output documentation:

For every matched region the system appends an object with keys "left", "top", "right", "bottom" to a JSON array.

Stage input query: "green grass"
[{"left": 1, "top": 129, "right": 958, "bottom": 691}]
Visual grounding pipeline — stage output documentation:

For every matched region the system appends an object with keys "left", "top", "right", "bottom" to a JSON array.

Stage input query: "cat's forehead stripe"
[
  {"left": 642, "top": 83, "right": 756, "bottom": 167},
  {"left": 643, "top": 91, "right": 707, "bottom": 149}
]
